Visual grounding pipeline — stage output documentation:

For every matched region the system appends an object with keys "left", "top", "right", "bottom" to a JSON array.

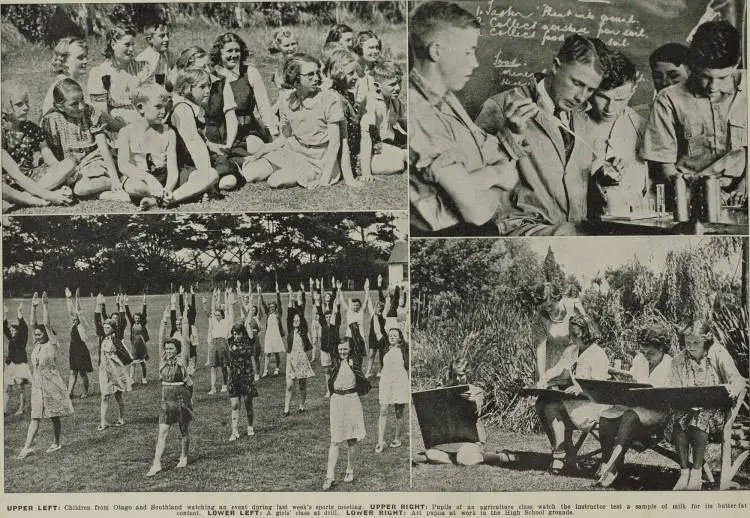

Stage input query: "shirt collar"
[
  {"left": 410, "top": 68, "right": 449, "bottom": 108},
  {"left": 215, "top": 66, "right": 240, "bottom": 82},
  {"left": 536, "top": 77, "right": 556, "bottom": 115},
  {"left": 172, "top": 94, "right": 205, "bottom": 120}
]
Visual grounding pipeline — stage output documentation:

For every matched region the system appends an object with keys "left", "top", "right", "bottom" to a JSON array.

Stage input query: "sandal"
[
  {"left": 115, "top": 418, "right": 125, "bottom": 427},
  {"left": 229, "top": 432, "right": 240, "bottom": 442},
  {"left": 549, "top": 450, "right": 566, "bottom": 475},
  {"left": 145, "top": 464, "right": 162, "bottom": 478},
  {"left": 322, "top": 478, "right": 335, "bottom": 491},
  {"left": 97, "top": 424, "right": 110, "bottom": 431},
  {"left": 344, "top": 470, "right": 354, "bottom": 483},
  {"left": 375, "top": 442, "right": 386, "bottom": 453},
  {"left": 46, "top": 443, "right": 62, "bottom": 453},
  {"left": 176, "top": 457, "right": 188, "bottom": 469},
  {"left": 17, "top": 446, "right": 34, "bottom": 459}
]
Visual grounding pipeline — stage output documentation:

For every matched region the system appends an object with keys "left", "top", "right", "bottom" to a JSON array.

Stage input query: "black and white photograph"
[
  {"left": 411, "top": 237, "right": 749, "bottom": 491},
  {"left": 409, "top": 0, "right": 747, "bottom": 236},
  {"left": 2, "top": 212, "right": 410, "bottom": 492},
  {"left": 1, "top": 2, "right": 407, "bottom": 214}
]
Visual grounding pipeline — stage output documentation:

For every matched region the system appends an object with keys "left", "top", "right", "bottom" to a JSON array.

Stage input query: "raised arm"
[
  {"left": 180, "top": 305, "right": 190, "bottom": 363},
  {"left": 65, "top": 287, "right": 77, "bottom": 323},
  {"left": 124, "top": 295, "right": 134, "bottom": 327},
  {"left": 94, "top": 293, "right": 105, "bottom": 338},
  {"left": 30, "top": 292, "right": 40, "bottom": 328},
  {"left": 226, "top": 287, "right": 235, "bottom": 324},
  {"left": 170, "top": 292, "right": 178, "bottom": 336},
  {"left": 336, "top": 280, "right": 348, "bottom": 311},
  {"left": 276, "top": 281, "right": 283, "bottom": 319},
  {"left": 256, "top": 284, "right": 268, "bottom": 317},
  {"left": 297, "top": 282, "right": 306, "bottom": 312},
  {"left": 178, "top": 285, "right": 186, "bottom": 317},
  {"left": 377, "top": 274, "right": 386, "bottom": 303},
  {"left": 141, "top": 293, "right": 148, "bottom": 325},
  {"left": 41, "top": 292, "right": 56, "bottom": 342},
  {"left": 188, "top": 287, "right": 197, "bottom": 326},
  {"left": 362, "top": 278, "right": 372, "bottom": 315},
  {"left": 158, "top": 305, "right": 170, "bottom": 359}
]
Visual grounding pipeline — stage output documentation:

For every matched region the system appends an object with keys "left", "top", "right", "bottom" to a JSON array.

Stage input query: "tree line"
[{"left": 2, "top": 212, "right": 401, "bottom": 297}]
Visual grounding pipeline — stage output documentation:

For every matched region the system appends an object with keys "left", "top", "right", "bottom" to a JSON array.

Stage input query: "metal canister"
[
  {"left": 673, "top": 175, "right": 689, "bottom": 222},
  {"left": 656, "top": 184, "right": 665, "bottom": 213},
  {"left": 703, "top": 175, "right": 721, "bottom": 223}
]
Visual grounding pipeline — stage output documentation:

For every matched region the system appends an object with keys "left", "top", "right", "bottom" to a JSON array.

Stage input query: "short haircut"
[
  {"left": 599, "top": 50, "right": 638, "bottom": 90},
  {"left": 324, "top": 48, "right": 360, "bottom": 91},
  {"left": 131, "top": 82, "right": 169, "bottom": 107},
  {"left": 175, "top": 46, "right": 207, "bottom": 71},
  {"left": 351, "top": 298, "right": 362, "bottom": 305},
  {"left": 1, "top": 80, "right": 28, "bottom": 115},
  {"left": 164, "top": 338, "right": 182, "bottom": 355},
  {"left": 556, "top": 34, "right": 610, "bottom": 75},
  {"left": 569, "top": 314, "right": 600, "bottom": 345},
  {"left": 52, "top": 78, "right": 84, "bottom": 106},
  {"left": 143, "top": 21, "right": 169, "bottom": 38},
  {"left": 270, "top": 27, "right": 297, "bottom": 54},
  {"left": 325, "top": 24, "right": 354, "bottom": 45},
  {"left": 678, "top": 319, "right": 714, "bottom": 350},
  {"left": 104, "top": 24, "right": 136, "bottom": 59},
  {"left": 281, "top": 53, "right": 321, "bottom": 89},
  {"left": 372, "top": 60, "right": 402, "bottom": 83},
  {"left": 210, "top": 32, "right": 249, "bottom": 67},
  {"left": 637, "top": 325, "right": 673, "bottom": 353},
  {"left": 353, "top": 30, "right": 382, "bottom": 57},
  {"left": 172, "top": 68, "right": 210, "bottom": 96},
  {"left": 50, "top": 37, "right": 87, "bottom": 76},
  {"left": 649, "top": 42, "right": 690, "bottom": 68},
  {"left": 409, "top": 1, "right": 480, "bottom": 61},
  {"left": 689, "top": 20, "right": 741, "bottom": 69}
]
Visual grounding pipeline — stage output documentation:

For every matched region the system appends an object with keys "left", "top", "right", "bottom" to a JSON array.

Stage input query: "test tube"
[
  {"left": 673, "top": 176, "right": 689, "bottom": 222},
  {"left": 656, "top": 184, "right": 665, "bottom": 213}
]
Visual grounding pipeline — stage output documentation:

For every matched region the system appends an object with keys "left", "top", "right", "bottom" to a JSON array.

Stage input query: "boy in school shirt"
[
  {"left": 359, "top": 60, "right": 407, "bottom": 180},
  {"left": 649, "top": 43, "right": 690, "bottom": 93},
  {"left": 642, "top": 21, "right": 747, "bottom": 206},
  {"left": 475, "top": 34, "right": 609, "bottom": 236},
  {"left": 409, "top": 1, "right": 527, "bottom": 237},
  {"left": 135, "top": 21, "right": 177, "bottom": 84}
]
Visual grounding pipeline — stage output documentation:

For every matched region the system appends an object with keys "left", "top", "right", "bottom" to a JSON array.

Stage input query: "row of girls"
[
  {"left": 3, "top": 277, "right": 410, "bottom": 489},
  {"left": 2, "top": 21, "right": 407, "bottom": 209}
]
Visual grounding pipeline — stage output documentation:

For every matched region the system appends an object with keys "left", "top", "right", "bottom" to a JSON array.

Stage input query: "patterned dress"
[
  {"left": 99, "top": 335, "right": 133, "bottom": 395},
  {"left": 286, "top": 331, "right": 315, "bottom": 381},
  {"left": 665, "top": 345, "right": 745, "bottom": 437},
  {"left": 227, "top": 336, "right": 257, "bottom": 398},
  {"left": 1, "top": 121, "right": 48, "bottom": 183},
  {"left": 29, "top": 337, "right": 74, "bottom": 419}
]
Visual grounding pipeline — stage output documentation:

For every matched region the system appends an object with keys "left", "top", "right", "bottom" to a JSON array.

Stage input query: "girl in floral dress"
[
  {"left": 94, "top": 294, "right": 132, "bottom": 431},
  {"left": 227, "top": 323, "right": 258, "bottom": 441},
  {"left": 284, "top": 284, "right": 315, "bottom": 416},
  {"left": 666, "top": 320, "right": 745, "bottom": 490},
  {"left": 17, "top": 292, "right": 74, "bottom": 459}
]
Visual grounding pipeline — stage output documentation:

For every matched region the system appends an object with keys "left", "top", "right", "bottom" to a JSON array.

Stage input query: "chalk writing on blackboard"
[{"left": 474, "top": 1, "right": 648, "bottom": 48}]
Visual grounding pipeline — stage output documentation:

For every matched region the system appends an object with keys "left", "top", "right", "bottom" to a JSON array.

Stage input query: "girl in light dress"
[
  {"left": 205, "top": 288, "right": 233, "bottom": 394},
  {"left": 284, "top": 283, "right": 315, "bottom": 416},
  {"left": 376, "top": 326, "right": 410, "bottom": 452},
  {"left": 146, "top": 305, "right": 193, "bottom": 477},
  {"left": 64, "top": 288, "right": 93, "bottom": 399},
  {"left": 17, "top": 292, "right": 74, "bottom": 459},
  {"left": 4, "top": 302, "right": 32, "bottom": 416},
  {"left": 665, "top": 319, "right": 745, "bottom": 491},
  {"left": 94, "top": 294, "right": 132, "bottom": 431},
  {"left": 324, "top": 336, "right": 370, "bottom": 490},
  {"left": 87, "top": 24, "right": 148, "bottom": 133},
  {"left": 596, "top": 324, "right": 674, "bottom": 487},
  {"left": 258, "top": 283, "right": 285, "bottom": 377},
  {"left": 536, "top": 314, "right": 609, "bottom": 474}
]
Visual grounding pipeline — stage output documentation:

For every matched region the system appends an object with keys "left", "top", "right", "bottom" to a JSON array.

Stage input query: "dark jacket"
[
  {"left": 4, "top": 316, "right": 28, "bottom": 365},
  {"left": 328, "top": 344, "right": 370, "bottom": 396},
  {"left": 317, "top": 302, "right": 341, "bottom": 355}
]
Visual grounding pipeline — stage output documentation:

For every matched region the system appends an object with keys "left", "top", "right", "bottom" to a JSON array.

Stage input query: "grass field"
[
  {"left": 1, "top": 17, "right": 408, "bottom": 214},
  {"left": 411, "top": 408, "right": 750, "bottom": 492},
  {"left": 3, "top": 292, "right": 409, "bottom": 492}
]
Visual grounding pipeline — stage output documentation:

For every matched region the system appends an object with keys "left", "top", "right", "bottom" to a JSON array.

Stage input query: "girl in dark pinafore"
[{"left": 64, "top": 288, "right": 93, "bottom": 399}]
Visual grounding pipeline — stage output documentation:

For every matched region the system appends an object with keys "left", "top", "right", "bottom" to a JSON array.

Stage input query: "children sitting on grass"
[
  {"left": 2, "top": 81, "right": 75, "bottom": 208},
  {"left": 359, "top": 60, "right": 407, "bottom": 181}
]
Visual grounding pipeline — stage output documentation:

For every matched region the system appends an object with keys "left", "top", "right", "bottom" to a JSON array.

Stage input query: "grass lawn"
[
  {"left": 411, "top": 409, "right": 750, "bottom": 492},
  {"left": 1, "top": 16, "right": 408, "bottom": 214},
  {"left": 3, "top": 292, "right": 409, "bottom": 492}
]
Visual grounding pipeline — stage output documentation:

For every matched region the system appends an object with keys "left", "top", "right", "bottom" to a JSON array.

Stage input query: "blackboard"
[
  {"left": 436, "top": 0, "right": 745, "bottom": 118},
  {"left": 412, "top": 385, "right": 481, "bottom": 450}
]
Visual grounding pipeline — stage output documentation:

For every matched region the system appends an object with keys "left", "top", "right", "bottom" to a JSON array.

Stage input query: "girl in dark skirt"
[
  {"left": 125, "top": 293, "right": 150, "bottom": 384},
  {"left": 147, "top": 305, "right": 193, "bottom": 477},
  {"left": 65, "top": 288, "right": 93, "bottom": 399},
  {"left": 227, "top": 323, "right": 258, "bottom": 441}
]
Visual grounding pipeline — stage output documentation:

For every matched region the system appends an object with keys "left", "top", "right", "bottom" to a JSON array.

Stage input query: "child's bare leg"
[
  {"left": 23, "top": 418, "right": 40, "bottom": 449},
  {"left": 299, "top": 378, "right": 307, "bottom": 410},
  {"left": 241, "top": 158, "right": 274, "bottom": 183},
  {"left": 74, "top": 177, "right": 112, "bottom": 198},
  {"left": 114, "top": 391, "right": 125, "bottom": 421},
  {"left": 346, "top": 439, "right": 358, "bottom": 476},
  {"left": 68, "top": 372, "right": 77, "bottom": 397},
  {"left": 376, "top": 404, "right": 388, "bottom": 449},
  {"left": 36, "top": 159, "right": 77, "bottom": 190},
  {"left": 326, "top": 442, "right": 341, "bottom": 482},
  {"left": 268, "top": 168, "right": 300, "bottom": 189},
  {"left": 371, "top": 144, "right": 406, "bottom": 175},
  {"left": 123, "top": 178, "right": 152, "bottom": 199},
  {"left": 2, "top": 185, "right": 49, "bottom": 207},
  {"left": 172, "top": 168, "right": 219, "bottom": 203}
]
